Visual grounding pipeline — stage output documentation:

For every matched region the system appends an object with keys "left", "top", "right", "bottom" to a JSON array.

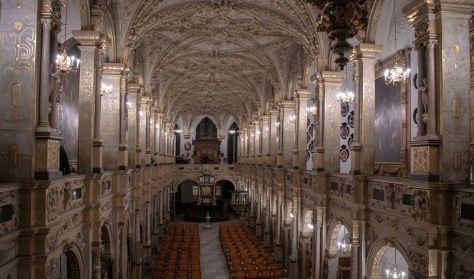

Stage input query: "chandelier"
[
  {"left": 337, "top": 225, "right": 351, "bottom": 253},
  {"left": 337, "top": 66, "right": 355, "bottom": 104},
  {"left": 384, "top": 64, "right": 410, "bottom": 85},
  {"left": 307, "top": 105, "right": 317, "bottom": 115},
  {"left": 384, "top": 0, "right": 409, "bottom": 85},
  {"left": 55, "top": 0, "right": 80, "bottom": 74},
  {"left": 385, "top": 249, "right": 406, "bottom": 279},
  {"left": 304, "top": 0, "right": 368, "bottom": 70},
  {"left": 336, "top": 90, "right": 355, "bottom": 104},
  {"left": 101, "top": 83, "right": 113, "bottom": 97},
  {"left": 55, "top": 49, "right": 80, "bottom": 73}
]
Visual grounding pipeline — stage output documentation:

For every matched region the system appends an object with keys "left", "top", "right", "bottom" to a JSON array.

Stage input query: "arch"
[
  {"left": 196, "top": 117, "right": 218, "bottom": 139},
  {"left": 327, "top": 218, "right": 352, "bottom": 257},
  {"left": 100, "top": 223, "right": 114, "bottom": 279},
  {"left": 227, "top": 122, "right": 239, "bottom": 164},
  {"left": 60, "top": 240, "right": 85, "bottom": 279},
  {"left": 216, "top": 180, "right": 235, "bottom": 200},
  {"left": 366, "top": 238, "right": 412, "bottom": 278}
]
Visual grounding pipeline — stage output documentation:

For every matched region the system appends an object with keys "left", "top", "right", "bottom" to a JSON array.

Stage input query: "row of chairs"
[
  {"left": 219, "top": 223, "right": 286, "bottom": 279},
  {"left": 153, "top": 224, "right": 201, "bottom": 279}
]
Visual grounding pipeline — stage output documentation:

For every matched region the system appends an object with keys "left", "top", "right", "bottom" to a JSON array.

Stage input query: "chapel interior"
[{"left": 0, "top": 0, "right": 473, "bottom": 278}]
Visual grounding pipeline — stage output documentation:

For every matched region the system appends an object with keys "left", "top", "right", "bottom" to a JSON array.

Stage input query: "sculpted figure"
[{"left": 420, "top": 77, "right": 428, "bottom": 114}]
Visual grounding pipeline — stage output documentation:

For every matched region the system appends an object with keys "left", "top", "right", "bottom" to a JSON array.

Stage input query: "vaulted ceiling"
[{"left": 119, "top": 0, "right": 323, "bottom": 124}]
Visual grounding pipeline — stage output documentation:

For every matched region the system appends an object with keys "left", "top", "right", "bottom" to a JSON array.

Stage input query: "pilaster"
[{"left": 350, "top": 43, "right": 383, "bottom": 175}]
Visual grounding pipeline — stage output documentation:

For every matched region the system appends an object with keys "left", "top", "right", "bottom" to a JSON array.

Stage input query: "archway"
[
  {"left": 367, "top": 239, "right": 410, "bottom": 279},
  {"left": 327, "top": 219, "right": 352, "bottom": 279},
  {"left": 175, "top": 180, "right": 199, "bottom": 215},
  {"left": 194, "top": 117, "right": 220, "bottom": 164},
  {"left": 227, "top": 122, "right": 239, "bottom": 164},
  {"left": 100, "top": 225, "right": 113, "bottom": 279},
  {"left": 58, "top": 247, "right": 82, "bottom": 279},
  {"left": 216, "top": 180, "right": 235, "bottom": 214}
]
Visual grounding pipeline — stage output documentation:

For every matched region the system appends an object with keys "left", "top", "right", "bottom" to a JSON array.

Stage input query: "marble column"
[
  {"left": 48, "top": 23, "right": 61, "bottom": 131},
  {"left": 313, "top": 75, "right": 325, "bottom": 172},
  {"left": 118, "top": 71, "right": 128, "bottom": 170},
  {"left": 289, "top": 196, "right": 300, "bottom": 279},
  {"left": 264, "top": 186, "right": 272, "bottom": 247},
  {"left": 261, "top": 115, "right": 270, "bottom": 165},
  {"left": 126, "top": 83, "right": 140, "bottom": 169},
  {"left": 92, "top": 44, "right": 106, "bottom": 173},
  {"left": 274, "top": 190, "right": 284, "bottom": 263},
  {"left": 101, "top": 63, "right": 123, "bottom": 171},
  {"left": 322, "top": 71, "right": 345, "bottom": 173},
  {"left": 350, "top": 44, "right": 383, "bottom": 175},
  {"left": 73, "top": 30, "right": 108, "bottom": 174},
  {"left": 282, "top": 101, "right": 296, "bottom": 168},
  {"left": 270, "top": 108, "right": 279, "bottom": 166},
  {"left": 35, "top": 17, "right": 62, "bottom": 179},
  {"left": 313, "top": 209, "right": 322, "bottom": 279}
]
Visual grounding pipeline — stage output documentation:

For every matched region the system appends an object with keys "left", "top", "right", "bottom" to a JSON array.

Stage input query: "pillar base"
[
  {"left": 273, "top": 242, "right": 283, "bottom": 263},
  {"left": 313, "top": 147, "right": 324, "bottom": 172},
  {"left": 288, "top": 256, "right": 299, "bottom": 279},
  {"left": 256, "top": 222, "right": 263, "bottom": 239},
  {"left": 263, "top": 231, "right": 271, "bottom": 248},
  {"left": 35, "top": 131, "right": 62, "bottom": 180},
  {"left": 143, "top": 245, "right": 152, "bottom": 264},
  {"left": 409, "top": 139, "right": 440, "bottom": 181},
  {"left": 93, "top": 140, "right": 103, "bottom": 174}
]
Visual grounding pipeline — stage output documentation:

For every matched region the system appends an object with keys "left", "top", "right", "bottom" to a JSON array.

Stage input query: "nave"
[{"left": 151, "top": 220, "right": 286, "bottom": 279}]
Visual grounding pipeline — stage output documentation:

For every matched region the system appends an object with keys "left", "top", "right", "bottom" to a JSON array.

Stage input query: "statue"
[{"left": 420, "top": 77, "right": 428, "bottom": 114}]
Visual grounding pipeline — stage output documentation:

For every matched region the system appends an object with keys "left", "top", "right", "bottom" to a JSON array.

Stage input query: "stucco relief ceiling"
[{"left": 121, "top": 0, "right": 321, "bottom": 122}]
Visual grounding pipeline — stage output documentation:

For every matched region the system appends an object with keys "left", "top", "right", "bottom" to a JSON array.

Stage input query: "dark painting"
[
  {"left": 374, "top": 77, "right": 401, "bottom": 163},
  {"left": 59, "top": 46, "right": 80, "bottom": 162}
]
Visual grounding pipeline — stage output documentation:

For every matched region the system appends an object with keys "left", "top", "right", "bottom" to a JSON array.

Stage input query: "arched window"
[
  {"left": 196, "top": 117, "right": 217, "bottom": 139},
  {"left": 227, "top": 122, "right": 239, "bottom": 164},
  {"left": 175, "top": 124, "right": 181, "bottom": 156}
]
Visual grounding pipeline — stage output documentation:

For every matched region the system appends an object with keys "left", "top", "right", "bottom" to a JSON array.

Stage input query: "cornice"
[
  {"left": 73, "top": 30, "right": 110, "bottom": 48},
  {"left": 354, "top": 43, "right": 383, "bottom": 60},
  {"left": 321, "top": 71, "right": 346, "bottom": 84},
  {"left": 102, "top": 63, "right": 125, "bottom": 76}
]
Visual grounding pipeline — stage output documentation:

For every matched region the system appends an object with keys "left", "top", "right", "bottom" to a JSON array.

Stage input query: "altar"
[{"left": 193, "top": 172, "right": 221, "bottom": 206}]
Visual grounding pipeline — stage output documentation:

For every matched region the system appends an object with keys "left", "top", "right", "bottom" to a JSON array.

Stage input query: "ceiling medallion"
[{"left": 305, "top": 0, "right": 368, "bottom": 70}]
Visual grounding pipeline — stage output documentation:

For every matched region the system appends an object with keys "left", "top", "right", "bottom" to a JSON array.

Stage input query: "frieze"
[
  {"left": 0, "top": 189, "right": 18, "bottom": 237},
  {"left": 407, "top": 250, "right": 428, "bottom": 275},
  {"left": 454, "top": 192, "right": 474, "bottom": 231},
  {"left": 367, "top": 181, "right": 430, "bottom": 223},
  {"left": 99, "top": 173, "right": 113, "bottom": 198},
  {"left": 0, "top": 240, "right": 16, "bottom": 266},
  {"left": 45, "top": 212, "right": 82, "bottom": 253}
]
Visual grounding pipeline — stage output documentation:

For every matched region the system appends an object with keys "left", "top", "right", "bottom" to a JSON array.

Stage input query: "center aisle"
[{"left": 200, "top": 223, "right": 231, "bottom": 279}]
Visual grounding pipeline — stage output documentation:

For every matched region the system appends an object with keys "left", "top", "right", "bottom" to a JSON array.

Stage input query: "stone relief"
[{"left": 0, "top": 189, "right": 18, "bottom": 237}]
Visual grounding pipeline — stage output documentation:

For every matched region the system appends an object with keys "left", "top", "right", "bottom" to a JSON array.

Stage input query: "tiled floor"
[{"left": 200, "top": 222, "right": 231, "bottom": 279}]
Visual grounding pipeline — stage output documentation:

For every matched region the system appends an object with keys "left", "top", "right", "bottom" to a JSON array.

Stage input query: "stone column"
[
  {"left": 289, "top": 195, "right": 300, "bottom": 279},
  {"left": 274, "top": 190, "right": 284, "bottom": 263},
  {"left": 313, "top": 209, "right": 322, "bottom": 279},
  {"left": 126, "top": 83, "right": 140, "bottom": 169},
  {"left": 73, "top": 30, "right": 108, "bottom": 174},
  {"left": 300, "top": 236, "right": 311, "bottom": 279},
  {"left": 101, "top": 63, "right": 123, "bottom": 170},
  {"left": 296, "top": 88, "right": 311, "bottom": 170},
  {"left": 313, "top": 75, "right": 325, "bottom": 172},
  {"left": 264, "top": 186, "right": 272, "bottom": 247},
  {"left": 261, "top": 115, "right": 270, "bottom": 165},
  {"left": 350, "top": 44, "right": 383, "bottom": 175},
  {"left": 48, "top": 23, "right": 61, "bottom": 131},
  {"left": 256, "top": 184, "right": 263, "bottom": 238},
  {"left": 269, "top": 109, "right": 279, "bottom": 166},
  {"left": 282, "top": 100, "right": 296, "bottom": 168},
  {"left": 118, "top": 71, "right": 129, "bottom": 170},
  {"left": 35, "top": 17, "right": 62, "bottom": 179},
  {"left": 322, "top": 71, "right": 345, "bottom": 173},
  {"left": 92, "top": 44, "right": 106, "bottom": 173}
]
